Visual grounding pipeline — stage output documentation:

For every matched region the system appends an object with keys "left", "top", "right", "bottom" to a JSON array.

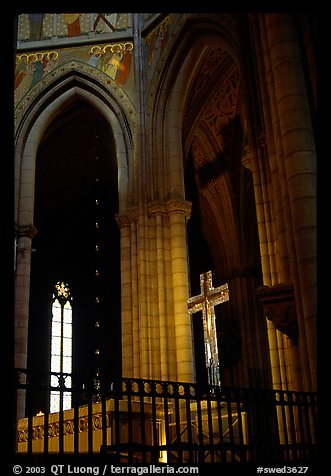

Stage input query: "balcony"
[{"left": 15, "top": 370, "right": 317, "bottom": 464}]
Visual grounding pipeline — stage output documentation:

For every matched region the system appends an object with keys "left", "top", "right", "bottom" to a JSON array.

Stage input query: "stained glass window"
[{"left": 50, "top": 281, "right": 73, "bottom": 413}]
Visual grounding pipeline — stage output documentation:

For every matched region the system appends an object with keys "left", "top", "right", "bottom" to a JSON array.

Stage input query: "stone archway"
[
  {"left": 147, "top": 18, "right": 269, "bottom": 388},
  {"left": 14, "top": 68, "right": 134, "bottom": 417}
]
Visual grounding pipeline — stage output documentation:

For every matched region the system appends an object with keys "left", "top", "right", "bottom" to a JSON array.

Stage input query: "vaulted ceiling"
[{"left": 183, "top": 46, "right": 260, "bottom": 289}]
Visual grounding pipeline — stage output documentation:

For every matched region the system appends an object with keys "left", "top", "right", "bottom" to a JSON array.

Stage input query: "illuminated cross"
[{"left": 188, "top": 270, "right": 229, "bottom": 386}]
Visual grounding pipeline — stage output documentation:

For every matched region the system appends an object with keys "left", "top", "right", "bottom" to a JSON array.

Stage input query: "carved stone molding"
[
  {"left": 115, "top": 208, "right": 139, "bottom": 228},
  {"left": 116, "top": 200, "right": 192, "bottom": 228},
  {"left": 241, "top": 145, "right": 253, "bottom": 171},
  {"left": 14, "top": 60, "right": 136, "bottom": 133},
  {"left": 256, "top": 283, "right": 298, "bottom": 340},
  {"left": 148, "top": 199, "right": 192, "bottom": 221},
  {"left": 16, "top": 224, "right": 38, "bottom": 239}
]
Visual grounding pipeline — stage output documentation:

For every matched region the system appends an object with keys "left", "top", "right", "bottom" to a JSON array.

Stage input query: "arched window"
[{"left": 50, "top": 281, "right": 73, "bottom": 413}]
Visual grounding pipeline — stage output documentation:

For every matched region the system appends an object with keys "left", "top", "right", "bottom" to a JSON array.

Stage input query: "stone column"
[
  {"left": 14, "top": 223, "right": 37, "bottom": 419},
  {"left": 148, "top": 200, "right": 192, "bottom": 382},
  {"left": 130, "top": 218, "right": 140, "bottom": 377},
  {"left": 117, "top": 199, "right": 193, "bottom": 383},
  {"left": 116, "top": 213, "right": 135, "bottom": 378},
  {"left": 168, "top": 200, "right": 194, "bottom": 383},
  {"left": 265, "top": 14, "right": 317, "bottom": 390},
  {"left": 154, "top": 212, "right": 169, "bottom": 381}
]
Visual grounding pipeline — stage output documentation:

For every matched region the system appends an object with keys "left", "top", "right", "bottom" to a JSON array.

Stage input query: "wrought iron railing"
[{"left": 14, "top": 369, "right": 317, "bottom": 463}]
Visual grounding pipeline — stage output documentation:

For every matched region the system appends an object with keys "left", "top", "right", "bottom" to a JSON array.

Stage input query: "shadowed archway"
[{"left": 27, "top": 99, "right": 121, "bottom": 414}]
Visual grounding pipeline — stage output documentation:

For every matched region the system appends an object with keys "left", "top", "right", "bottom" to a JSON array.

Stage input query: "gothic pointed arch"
[
  {"left": 14, "top": 65, "right": 133, "bottom": 415},
  {"left": 146, "top": 15, "right": 245, "bottom": 283},
  {"left": 14, "top": 62, "right": 135, "bottom": 226},
  {"left": 145, "top": 14, "right": 269, "bottom": 388}
]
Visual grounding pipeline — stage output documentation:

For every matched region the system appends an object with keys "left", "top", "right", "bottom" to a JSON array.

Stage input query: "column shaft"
[
  {"left": 266, "top": 14, "right": 317, "bottom": 390},
  {"left": 169, "top": 211, "right": 194, "bottom": 383}
]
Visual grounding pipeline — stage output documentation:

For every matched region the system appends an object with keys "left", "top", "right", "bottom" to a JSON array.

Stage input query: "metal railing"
[{"left": 15, "top": 369, "right": 317, "bottom": 463}]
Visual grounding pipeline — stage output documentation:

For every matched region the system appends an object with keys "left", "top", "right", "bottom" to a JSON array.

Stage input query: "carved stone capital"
[
  {"left": 115, "top": 200, "right": 192, "bottom": 228},
  {"left": 256, "top": 283, "right": 298, "bottom": 339},
  {"left": 148, "top": 199, "right": 192, "bottom": 221},
  {"left": 115, "top": 208, "right": 139, "bottom": 228}
]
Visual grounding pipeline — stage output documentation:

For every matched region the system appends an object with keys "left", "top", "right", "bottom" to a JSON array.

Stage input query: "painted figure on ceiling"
[
  {"left": 144, "top": 16, "right": 171, "bottom": 68},
  {"left": 42, "top": 52, "right": 59, "bottom": 76},
  {"left": 88, "top": 48, "right": 102, "bottom": 69},
  {"left": 64, "top": 14, "right": 81, "bottom": 37},
  {"left": 15, "top": 57, "right": 35, "bottom": 103},
  {"left": 115, "top": 43, "right": 133, "bottom": 85},
  {"left": 102, "top": 46, "right": 123, "bottom": 79}
]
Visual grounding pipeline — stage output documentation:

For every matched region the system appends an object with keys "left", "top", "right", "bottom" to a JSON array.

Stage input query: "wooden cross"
[{"left": 188, "top": 270, "right": 229, "bottom": 386}]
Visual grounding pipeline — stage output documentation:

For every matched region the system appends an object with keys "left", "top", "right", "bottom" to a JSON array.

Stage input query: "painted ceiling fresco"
[
  {"left": 15, "top": 13, "right": 184, "bottom": 112},
  {"left": 15, "top": 41, "right": 134, "bottom": 106},
  {"left": 18, "top": 14, "right": 129, "bottom": 41}
]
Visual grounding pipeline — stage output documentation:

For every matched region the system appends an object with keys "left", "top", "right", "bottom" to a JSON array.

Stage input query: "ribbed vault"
[{"left": 183, "top": 45, "right": 258, "bottom": 284}]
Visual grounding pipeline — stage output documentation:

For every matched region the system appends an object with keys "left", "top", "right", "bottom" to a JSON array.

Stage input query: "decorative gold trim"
[
  {"left": 16, "top": 51, "right": 59, "bottom": 64},
  {"left": 90, "top": 42, "right": 133, "bottom": 55}
]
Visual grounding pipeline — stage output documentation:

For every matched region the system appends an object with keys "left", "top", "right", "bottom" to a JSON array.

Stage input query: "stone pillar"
[
  {"left": 257, "top": 283, "right": 300, "bottom": 390},
  {"left": 130, "top": 218, "right": 140, "bottom": 377},
  {"left": 154, "top": 212, "right": 170, "bottom": 381},
  {"left": 14, "top": 223, "right": 37, "bottom": 419},
  {"left": 116, "top": 212, "right": 135, "bottom": 378},
  {"left": 168, "top": 200, "right": 194, "bottom": 383},
  {"left": 242, "top": 145, "right": 275, "bottom": 286},
  {"left": 116, "top": 199, "right": 193, "bottom": 383},
  {"left": 265, "top": 14, "right": 317, "bottom": 390}
]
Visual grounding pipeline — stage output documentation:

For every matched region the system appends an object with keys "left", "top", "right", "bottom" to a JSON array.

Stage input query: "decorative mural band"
[
  {"left": 15, "top": 42, "right": 134, "bottom": 107},
  {"left": 15, "top": 13, "right": 184, "bottom": 118},
  {"left": 88, "top": 43, "right": 133, "bottom": 83}
]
